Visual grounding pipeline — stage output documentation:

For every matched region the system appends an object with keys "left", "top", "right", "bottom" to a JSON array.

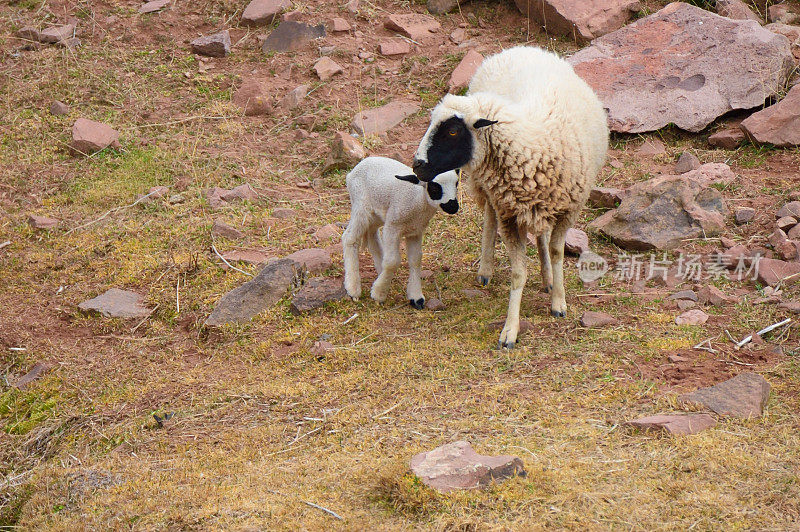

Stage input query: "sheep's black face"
[{"left": 413, "top": 116, "right": 473, "bottom": 182}]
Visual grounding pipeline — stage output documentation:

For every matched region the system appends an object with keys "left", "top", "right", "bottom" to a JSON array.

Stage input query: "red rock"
[
  {"left": 679, "top": 372, "right": 771, "bottom": 419},
  {"left": 262, "top": 21, "right": 325, "bottom": 53},
  {"left": 461, "top": 289, "right": 486, "bottom": 299},
  {"left": 626, "top": 413, "right": 716, "bottom": 435},
  {"left": 669, "top": 290, "right": 698, "bottom": 301},
  {"left": 766, "top": 23, "right": 800, "bottom": 61},
  {"left": 71, "top": 118, "right": 120, "bottom": 155},
  {"left": 313, "top": 223, "right": 341, "bottom": 242},
  {"left": 425, "top": 298, "right": 446, "bottom": 311},
  {"left": 233, "top": 78, "right": 272, "bottom": 116},
  {"left": 776, "top": 240, "right": 799, "bottom": 260},
  {"left": 323, "top": 131, "right": 366, "bottom": 172},
  {"left": 311, "top": 340, "right": 334, "bottom": 356},
  {"left": 285, "top": 248, "right": 331, "bottom": 274},
  {"left": 14, "top": 362, "right": 50, "bottom": 390},
  {"left": 682, "top": 163, "right": 736, "bottom": 187},
  {"left": 588, "top": 187, "right": 627, "bottom": 208},
  {"left": 78, "top": 288, "right": 151, "bottom": 318},
  {"left": 282, "top": 10, "right": 303, "bottom": 22},
  {"left": 777, "top": 216, "right": 798, "bottom": 231},
  {"left": 39, "top": 24, "right": 75, "bottom": 44},
  {"left": 708, "top": 128, "right": 745, "bottom": 149},
  {"left": 637, "top": 138, "right": 666, "bottom": 156},
  {"left": 378, "top": 39, "right": 411, "bottom": 56},
  {"left": 50, "top": 100, "right": 69, "bottom": 116},
  {"left": 788, "top": 223, "right": 800, "bottom": 240},
  {"left": 290, "top": 277, "right": 347, "bottom": 314},
  {"left": 674, "top": 151, "right": 700, "bottom": 174},
  {"left": 697, "top": 285, "right": 731, "bottom": 306},
  {"left": 212, "top": 220, "right": 245, "bottom": 239},
  {"left": 331, "top": 17, "right": 351, "bottom": 32},
  {"left": 428, "top": 0, "right": 465, "bottom": 15},
  {"left": 768, "top": 3, "right": 798, "bottom": 24},
  {"left": 28, "top": 215, "right": 59, "bottom": 229},
  {"left": 769, "top": 228, "right": 788, "bottom": 249},
  {"left": 568, "top": 3, "right": 794, "bottom": 133},
  {"left": 351, "top": 101, "right": 420, "bottom": 135},
  {"left": 720, "top": 236, "right": 736, "bottom": 249},
  {"left": 313, "top": 56, "right": 343, "bottom": 81},
  {"left": 580, "top": 311, "right": 617, "bottom": 327},
  {"left": 514, "top": 0, "right": 640, "bottom": 43},
  {"left": 279, "top": 84, "right": 308, "bottom": 111},
  {"left": 16, "top": 26, "right": 41, "bottom": 42},
  {"left": 272, "top": 208, "right": 296, "bottom": 219},
  {"left": 222, "top": 249, "right": 270, "bottom": 264},
  {"left": 741, "top": 84, "right": 800, "bottom": 147},
  {"left": 384, "top": 13, "right": 441, "bottom": 41},
  {"left": 779, "top": 300, "right": 800, "bottom": 313},
  {"left": 754, "top": 257, "right": 800, "bottom": 286},
  {"left": 207, "top": 184, "right": 258, "bottom": 208},
  {"left": 564, "top": 228, "right": 590, "bottom": 256},
  {"left": 448, "top": 49, "right": 483, "bottom": 93},
  {"left": 190, "top": 31, "right": 230, "bottom": 57},
  {"left": 668, "top": 354, "right": 688, "bottom": 362},
  {"left": 716, "top": 0, "right": 760, "bottom": 21},
  {"left": 735, "top": 206, "right": 755, "bottom": 225},
  {"left": 242, "top": 0, "right": 290, "bottom": 25},
  {"left": 776, "top": 201, "right": 800, "bottom": 219},
  {"left": 675, "top": 309, "right": 708, "bottom": 325},
  {"left": 139, "top": 0, "right": 169, "bottom": 14},
  {"left": 450, "top": 27, "right": 466, "bottom": 43},
  {"left": 410, "top": 441, "right": 525, "bottom": 493}
]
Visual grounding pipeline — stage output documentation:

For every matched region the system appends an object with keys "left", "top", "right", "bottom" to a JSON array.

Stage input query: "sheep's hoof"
[
  {"left": 550, "top": 309, "right": 566, "bottom": 318},
  {"left": 409, "top": 298, "right": 425, "bottom": 310},
  {"left": 543, "top": 284, "right": 552, "bottom": 294},
  {"left": 477, "top": 275, "right": 491, "bottom": 287},
  {"left": 497, "top": 339, "right": 516, "bottom": 350}
]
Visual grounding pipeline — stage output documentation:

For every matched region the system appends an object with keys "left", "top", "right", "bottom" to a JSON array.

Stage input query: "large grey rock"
[
  {"left": 513, "top": 0, "right": 640, "bottom": 42},
  {"left": 410, "top": 441, "right": 526, "bottom": 493},
  {"left": 351, "top": 101, "right": 419, "bottom": 135},
  {"left": 290, "top": 277, "right": 346, "bottom": 314},
  {"left": 626, "top": 414, "right": 716, "bottom": 435},
  {"left": 205, "top": 258, "right": 299, "bottom": 326},
  {"left": 678, "top": 372, "right": 771, "bottom": 418},
  {"left": 262, "top": 21, "right": 325, "bottom": 53},
  {"left": 568, "top": 2, "right": 794, "bottom": 133},
  {"left": 588, "top": 174, "right": 727, "bottom": 250},
  {"left": 79, "top": 288, "right": 151, "bottom": 318},
  {"left": 740, "top": 84, "right": 800, "bottom": 147}
]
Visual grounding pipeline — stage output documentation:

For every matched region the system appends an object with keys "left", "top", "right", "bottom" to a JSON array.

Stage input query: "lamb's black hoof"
[
  {"left": 477, "top": 275, "right": 491, "bottom": 287},
  {"left": 543, "top": 284, "right": 553, "bottom": 294},
  {"left": 550, "top": 309, "right": 566, "bottom": 318},
  {"left": 497, "top": 340, "right": 516, "bottom": 350},
  {"left": 409, "top": 298, "right": 425, "bottom": 310}
]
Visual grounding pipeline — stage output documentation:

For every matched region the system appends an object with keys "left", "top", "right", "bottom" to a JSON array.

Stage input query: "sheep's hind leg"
[
  {"left": 366, "top": 226, "right": 383, "bottom": 276},
  {"left": 549, "top": 217, "right": 570, "bottom": 318},
  {"left": 342, "top": 217, "right": 367, "bottom": 300},
  {"left": 477, "top": 202, "right": 498, "bottom": 287},
  {"left": 405, "top": 235, "right": 425, "bottom": 309},
  {"left": 498, "top": 224, "right": 528, "bottom": 349},
  {"left": 370, "top": 227, "right": 400, "bottom": 304},
  {"left": 537, "top": 228, "right": 553, "bottom": 293}
]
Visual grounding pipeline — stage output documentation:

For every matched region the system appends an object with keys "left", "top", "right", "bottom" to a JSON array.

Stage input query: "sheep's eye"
[{"left": 448, "top": 129, "right": 458, "bottom": 137}]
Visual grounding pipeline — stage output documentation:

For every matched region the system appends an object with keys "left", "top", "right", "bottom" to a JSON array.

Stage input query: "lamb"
[
  {"left": 410, "top": 46, "right": 609, "bottom": 348},
  {"left": 342, "top": 156, "right": 460, "bottom": 309}
]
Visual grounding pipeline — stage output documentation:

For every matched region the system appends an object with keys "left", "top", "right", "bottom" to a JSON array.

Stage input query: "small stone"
[
  {"left": 626, "top": 413, "right": 716, "bottom": 435},
  {"left": 290, "top": 277, "right": 347, "bottom": 314},
  {"left": 331, "top": 17, "right": 351, "bottom": 32},
  {"left": 588, "top": 187, "right": 627, "bottom": 209},
  {"left": 776, "top": 240, "right": 799, "bottom": 261},
  {"left": 777, "top": 216, "right": 798, "bottom": 231},
  {"left": 311, "top": 340, "right": 334, "bottom": 356},
  {"left": 776, "top": 201, "right": 800, "bottom": 219},
  {"left": 564, "top": 228, "right": 590, "bottom": 256},
  {"left": 242, "top": 0, "right": 291, "bottom": 26},
  {"left": 285, "top": 248, "right": 331, "bottom": 274},
  {"left": 769, "top": 228, "right": 788, "bottom": 249},
  {"left": 428, "top": 0, "right": 466, "bottom": 15},
  {"left": 272, "top": 208, "right": 297, "bottom": 219},
  {"left": 16, "top": 26, "right": 41, "bottom": 42},
  {"left": 681, "top": 163, "right": 737, "bottom": 187},
  {"left": 788, "top": 223, "right": 800, "bottom": 240},
  {"left": 378, "top": 40, "right": 411, "bottom": 56},
  {"left": 279, "top": 84, "right": 308, "bottom": 111},
  {"left": 708, "top": 128, "right": 745, "bottom": 149},
  {"left": 323, "top": 131, "right": 366, "bottom": 172},
  {"left": 50, "top": 101, "right": 69, "bottom": 116},
  {"left": 39, "top": 24, "right": 75, "bottom": 44},
  {"left": 13, "top": 362, "right": 49, "bottom": 390},
  {"left": 697, "top": 285, "right": 730, "bottom": 306},
  {"left": 734, "top": 206, "right": 756, "bottom": 225},
  {"left": 79, "top": 288, "right": 151, "bottom": 319},
  {"left": 233, "top": 78, "right": 272, "bottom": 116},
  {"left": 212, "top": 220, "right": 245, "bottom": 239},
  {"left": 351, "top": 101, "right": 420, "bottom": 135},
  {"left": 637, "top": 138, "right": 666, "bottom": 156},
  {"left": 461, "top": 289, "right": 485, "bottom": 299},
  {"left": 425, "top": 298, "right": 445, "bottom": 310},
  {"left": 674, "top": 151, "right": 700, "bottom": 174},
  {"left": 221, "top": 249, "right": 270, "bottom": 264},
  {"left": 450, "top": 28, "right": 466, "bottom": 44},
  {"left": 580, "top": 311, "right": 617, "bottom": 327},
  {"left": 678, "top": 372, "right": 771, "bottom": 419},
  {"left": 313, "top": 56, "right": 343, "bottom": 81},
  {"left": 319, "top": 45, "right": 335, "bottom": 56},
  {"left": 168, "top": 194, "right": 184, "bottom": 204},
  {"left": 675, "top": 309, "right": 708, "bottom": 325},
  {"left": 677, "top": 299, "right": 697, "bottom": 310},
  {"left": 384, "top": 13, "right": 441, "bottom": 41},
  {"left": 139, "top": 0, "right": 169, "bottom": 14},
  {"left": 769, "top": 3, "right": 798, "bottom": 24},
  {"left": 313, "top": 223, "right": 341, "bottom": 242},
  {"left": 778, "top": 300, "right": 800, "bottom": 313},
  {"left": 190, "top": 31, "right": 231, "bottom": 58},
  {"left": 282, "top": 10, "right": 303, "bottom": 22},
  {"left": 28, "top": 215, "right": 59, "bottom": 229},
  {"left": 345, "top": 0, "right": 359, "bottom": 13},
  {"left": 448, "top": 49, "right": 483, "bottom": 93},
  {"left": 669, "top": 290, "right": 698, "bottom": 302},
  {"left": 206, "top": 184, "right": 258, "bottom": 209},
  {"left": 720, "top": 236, "right": 736, "bottom": 249},
  {"left": 716, "top": 0, "right": 761, "bottom": 22},
  {"left": 410, "top": 441, "right": 525, "bottom": 493},
  {"left": 262, "top": 21, "right": 326, "bottom": 53},
  {"left": 71, "top": 118, "right": 120, "bottom": 155},
  {"left": 668, "top": 354, "right": 688, "bottom": 362}
]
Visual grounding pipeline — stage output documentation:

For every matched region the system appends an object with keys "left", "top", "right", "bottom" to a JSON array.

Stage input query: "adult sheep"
[{"left": 411, "top": 46, "right": 608, "bottom": 348}]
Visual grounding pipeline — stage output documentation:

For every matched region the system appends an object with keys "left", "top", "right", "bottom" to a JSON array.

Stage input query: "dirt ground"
[{"left": 2, "top": 0, "right": 800, "bottom": 529}]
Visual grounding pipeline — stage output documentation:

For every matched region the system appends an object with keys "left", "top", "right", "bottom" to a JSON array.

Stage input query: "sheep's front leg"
[
  {"left": 405, "top": 235, "right": 425, "bottom": 309},
  {"left": 498, "top": 225, "right": 527, "bottom": 349},
  {"left": 342, "top": 219, "right": 365, "bottom": 300},
  {"left": 370, "top": 226, "right": 400, "bottom": 304},
  {"left": 549, "top": 217, "right": 570, "bottom": 317},
  {"left": 477, "top": 202, "right": 498, "bottom": 286},
  {"left": 537, "top": 228, "right": 553, "bottom": 293}
]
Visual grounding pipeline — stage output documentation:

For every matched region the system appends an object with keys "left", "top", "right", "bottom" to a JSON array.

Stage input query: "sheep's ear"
[
  {"left": 395, "top": 174, "right": 420, "bottom": 185},
  {"left": 473, "top": 119, "right": 498, "bottom": 129}
]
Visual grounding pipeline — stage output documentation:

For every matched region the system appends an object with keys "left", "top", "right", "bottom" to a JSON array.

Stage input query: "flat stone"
[
  {"left": 668, "top": 354, "right": 689, "bottom": 362},
  {"left": 769, "top": 4, "right": 798, "bottom": 24},
  {"left": 675, "top": 308, "right": 708, "bottom": 325},
  {"left": 716, "top": 0, "right": 760, "bottom": 21},
  {"left": 679, "top": 372, "right": 771, "bottom": 418},
  {"left": 39, "top": 24, "right": 75, "bottom": 44},
  {"left": 626, "top": 414, "right": 716, "bottom": 435},
  {"left": 776, "top": 215, "right": 798, "bottom": 231},
  {"left": 735, "top": 206, "right": 756, "bottom": 224},
  {"left": 425, "top": 298, "right": 446, "bottom": 310},
  {"left": 242, "top": 0, "right": 291, "bottom": 25},
  {"left": 410, "top": 441, "right": 525, "bottom": 493},
  {"left": 262, "top": 21, "right": 326, "bottom": 53},
  {"left": 323, "top": 131, "right": 366, "bottom": 172},
  {"left": 697, "top": 285, "right": 731, "bottom": 306},
  {"left": 568, "top": 2, "right": 794, "bottom": 133},
  {"left": 637, "top": 138, "right": 666, "bottom": 156},
  {"left": 777, "top": 201, "right": 800, "bottom": 219},
  {"left": 50, "top": 100, "right": 69, "bottom": 116},
  {"left": 708, "top": 128, "right": 745, "bottom": 149},
  {"left": 14, "top": 362, "right": 49, "bottom": 390},
  {"left": 139, "top": 0, "right": 169, "bottom": 14},
  {"left": 285, "top": 248, "right": 331, "bottom": 274},
  {"left": 448, "top": 49, "right": 483, "bottom": 93},
  {"left": 279, "top": 84, "right": 308, "bottom": 111},
  {"left": 190, "top": 31, "right": 230, "bottom": 57},
  {"left": 351, "top": 101, "right": 420, "bottom": 136},
  {"left": 580, "top": 311, "right": 618, "bottom": 327},
  {"left": 776, "top": 240, "right": 799, "bottom": 260},
  {"left": 378, "top": 39, "right": 411, "bottom": 56},
  {"left": 28, "top": 215, "right": 59, "bottom": 229},
  {"left": 428, "top": 0, "right": 467, "bottom": 15},
  {"left": 331, "top": 17, "right": 351, "bottom": 32},
  {"left": 313, "top": 223, "right": 341, "bottom": 242},
  {"left": 313, "top": 56, "right": 343, "bottom": 81},
  {"left": 79, "top": 288, "right": 151, "bottom": 319},
  {"left": 71, "top": 118, "right": 120, "bottom": 155},
  {"left": 677, "top": 300, "right": 697, "bottom": 310},
  {"left": 769, "top": 228, "right": 788, "bottom": 248},
  {"left": 588, "top": 187, "right": 627, "bottom": 209},
  {"left": 513, "top": 0, "right": 640, "bottom": 42},
  {"left": 779, "top": 300, "right": 800, "bottom": 313},
  {"left": 233, "top": 78, "right": 272, "bottom": 116},
  {"left": 205, "top": 259, "right": 299, "bottom": 326},
  {"left": 384, "top": 13, "right": 441, "bottom": 41},
  {"left": 16, "top": 26, "right": 41, "bottom": 42},
  {"left": 461, "top": 289, "right": 486, "bottom": 298},
  {"left": 564, "top": 227, "right": 590, "bottom": 256},
  {"left": 681, "top": 163, "right": 736, "bottom": 187},
  {"left": 669, "top": 290, "right": 698, "bottom": 301},
  {"left": 282, "top": 10, "right": 303, "bottom": 22},
  {"left": 741, "top": 85, "right": 800, "bottom": 147},
  {"left": 207, "top": 184, "right": 259, "bottom": 208},
  {"left": 755, "top": 258, "right": 800, "bottom": 286},
  {"left": 674, "top": 151, "right": 700, "bottom": 174},
  {"left": 789, "top": 223, "right": 800, "bottom": 239},
  {"left": 290, "top": 277, "right": 347, "bottom": 314},
  {"left": 221, "top": 249, "right": 270, "bottom": 265},
  {"left": 212, "top": 220, "right": 245, "bottom": 239},
  {"left": 272, "top": 207, "right": 297, "bottom": 219}
]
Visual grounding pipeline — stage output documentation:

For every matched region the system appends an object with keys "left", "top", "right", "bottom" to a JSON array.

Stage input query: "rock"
[
  {"left": 39, "top": 24, "right": 75, "bottom": 44},
  {"left": 285, "top": 248, "right": 331, "bottom": 274},
  {"left": 331, "top": 17, "right": 351, "bottom": 32},
  {"left": 626, "top": 413, "right": 716, "bottom": 435},
  {"left": 677, "top": 300, "right": 696, "bottom": 310},
  {"left": 384, "top": 13, "right": 441, "bottom": 41},
  {"left": 311, "top": 340, "right": 334, "bottom": 356},
  {"left": 588, "top": 187, "right": 627, "bottom": 209},
  {"left": 588, "top": 175, "right": 727, "bottom": 250},
  {"left": 668, "top": 354, "right": 689, "bottom": 362},
  {"left": 428, "top": 0, "right": 467, "bottom": 14},
  {"left": 777, "top": 201, "right": 800, "bottom": 219},
  {"left": 28, "top": 215, "right": 59, "bottom": 229},
  {"left": 233, "top": 78, "right": 272, "bottom": 116},
  {"left": 206, "top": 184, "right": 258, "bottom": 208},
  {"left": 755, "top": 258, "right": 800, "bottom": 286},
  {"left": 779, "top": 300, "right": 800, "bottom": 313},
  {"left": 242, "top": 0, "right": 290, "bottom": 25},
  {"left": 50, "top": 100, "right": 69, "bottom": 116},
  {"left": 323, "top": 131, "right": 366, "bottom": 172},
  {"left": 669, "top": 290, "right": 698, "bottom": 302},
  {"left": 71, "top": 118, "right": 120, "bottom": 155},
  {"left": 776, "top": 239, "right": 799, "bottom": 260},
  {"left": 13, "top": 362, "right": 49, "bottom": 390},
  {"left": 741, "top": 85, "right": 800, "bottom": 147},
  {"left": 716, "top": 0, "right": 760, "bottom": 21},
  {"left": 262, "top": 21, "right": 325, "bottom": 52},
  {"left": 136, "top": 185, "right": 169, "bottom": 204},
  {"left": 580, "top": 311, "right": 618, "bottom": 327},
  {"left": 212, "top": 220, "right": 245, "bottom": 239},
  {"left": 789, "top": 223, "right": 800, "bottom": 239},
  {"left": 313, "top": 223, "right": 341, "bottom": 242},
  {"left": 708, "top": 128, "right": 746, "bottom": 149},
  {"left": 205, "top": 259, "right": 299, "bottom": 326},
  {"left": 697, "top": 285, "right": 731, "bottom": 305},
  {"left": 769, "top": 228, "right": 788, "bottom": 249},
  {"left": 766, "top": 23, "right": 800, "bottom": 61},
  {"left": 448, "top": 49, "right": 483, "bottom": 93},
  {"left": 313, "top": 56, "right": 343, "bottom": 81},
  {"left": 378, "top": 40, "right": 411, "bottom": 56},
  {"left": 636, "top": 138, "right": 666, "bottom": 156},
  {"left": 221, "top": 249, "right": 270, "bottom": 264},
  {"left": 16, "top": 26, "right": 41, "bottom": 42},
  {"left": 190, "top": 31, "right": 230, "bottom": 58},
  {"left": 351, "top": 101, "right": 420, "bottom": 136},
  {"left": 777, "top": 216, "right": 798, "bottom": 231},
  {"left": 681, "top": 163, "right": 736, "bottom": 187},
  {"left": 79, "top": 288, "right": 151, "bottom": 319},
  {"left": 564, "top": 228, "right": 589, "bottom": 256},
  {"left": 461, "top": 289, "right": 485, "bottom": 298},
  {"left": 568, "top": 2, "right": 794, "bottom": 133},
  {"left": 282, "top": 10, "right": 303, "bottom": 22},
  {"left": 674, "top": 152, "right": 700, "bottom": 174},
  {"left": 734, "top": 206, "right": 756, "bottom": 225},
  {"left": 513, "top": 0, "right": 640, "bottom": 43},
  {"left": 675, "top": 308, "right": 708, "bottom": 325},
  {"left": 290, "top": 277, "right": 347, "bottom": 314},
  {"left": 272, "top": 207, "right": 297, "bottom": 219},
  {"left": 425, "top": 298, "right": 446, "bottom": 310},
  {"left": 410, "top": 441, "right": 525, "bottom": 493},
  {"left": 139, "top": 0, "right": 169, "bottom": 14},
  {"left": 679, "top": 372, "right": 771, "bottom": 418},
  {"left": 769, "top": 3, "right": 798, "bottom": 24},
  {"left": 279, "top": 84, "right": 308, "bottom": 111},
  {"left": 169, "top": 194, "right": 184, "bottom": 204}
]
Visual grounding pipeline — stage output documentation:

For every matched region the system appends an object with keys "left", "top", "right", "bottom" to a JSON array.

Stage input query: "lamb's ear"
[
  {"left": 395, "top": 174, "right": 420, "bottom": 185},
  {"left": 473, "top": 119, "right": 498, "bottom": 129}
]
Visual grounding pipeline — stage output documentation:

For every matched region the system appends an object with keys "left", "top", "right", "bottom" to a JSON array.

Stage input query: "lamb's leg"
[
  {"left": 366, "top": 226, "right": 383, "bottom": 276},
  {"left": 405, "top": 234, "right": 425, "bottom": 309},
  {"left": 498, "top": 223, "right": 527, "bottom": 349},
  {"left": 370, "top": 226, "right": 400, "bottom": 304},
  {"left": 342, "top": 216, "right": 367, "bottom": 300},
  {"left": 549, "top": 217, "right": 570, "bottom": 318},
  {"left": 537, "top": 228, "right": 553, "bottom": 293},
  {"left": 477, "top": 202, "right": 498, "bottom": 286}
]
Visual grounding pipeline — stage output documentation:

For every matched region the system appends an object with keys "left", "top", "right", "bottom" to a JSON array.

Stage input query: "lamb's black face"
[{"left": 413, "top": 116, "right": 473, "bottom": 182}]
